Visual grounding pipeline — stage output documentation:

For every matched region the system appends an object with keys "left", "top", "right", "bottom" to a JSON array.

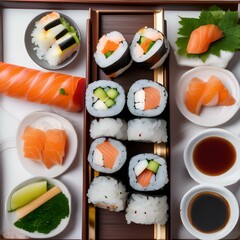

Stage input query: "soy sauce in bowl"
[
  {"left": 193, "top": 136, "right": 236, "bottom": 176},
  {"left": 188, "top": 191, "right": 230, "bottom": 233}
]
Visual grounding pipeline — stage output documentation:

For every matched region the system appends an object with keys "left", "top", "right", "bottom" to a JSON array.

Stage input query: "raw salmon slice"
[
  {"left": 22, "top": 126, "right": 45, "bottom": 160},
  {"left": 42, "top": 129, "right": 67, "bottom": 169},
  {"left": 187, "top": 24, "right": 223, "bottom": 54},
  {"left": 144, "top": 87, "right": 160, "bottom": 110},
  {"left": 185, "top": 78, "right": 206, "bottom": 115},
  {"left": 202, "top": 75, "right": 224, "bottom": 106},
  {"left": 218, "top": 87, "right": 236, "bottom": 106},
  {"left": 102, "top": 40, "right": 119, "bottom": 54},
  {"left": 137, "top": 168, "right": 154, "bottom": 188},
  {"left": 96, "top": 141, "right": 119, "bottom": 169}
]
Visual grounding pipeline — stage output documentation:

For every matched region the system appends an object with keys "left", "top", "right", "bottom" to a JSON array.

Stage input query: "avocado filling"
[{"left": 138, "top": 36, "right": 155, "bottom": 54}]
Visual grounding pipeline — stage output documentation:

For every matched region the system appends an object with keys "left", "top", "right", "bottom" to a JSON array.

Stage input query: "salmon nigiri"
[
  {"left": 187, "top": 24, "right": 223, "bottom": 54},
  {"left": 0, "top": 62, "right": 85, "bottom": 112},
  {"left": 22, "top": 126, "right": 45, "bottom": 161},
  {"left": 42, "top": 129, "right": 67, "bottom": 169}
]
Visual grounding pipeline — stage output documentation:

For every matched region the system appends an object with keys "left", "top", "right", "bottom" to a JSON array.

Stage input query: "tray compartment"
[{"left": 84, "top": 9, "right": 170, "bottom": 240}]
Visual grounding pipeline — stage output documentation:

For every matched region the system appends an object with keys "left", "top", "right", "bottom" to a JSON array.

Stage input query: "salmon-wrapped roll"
[{"left": 0, "top": 61, "right": 86, "bottom": 112}]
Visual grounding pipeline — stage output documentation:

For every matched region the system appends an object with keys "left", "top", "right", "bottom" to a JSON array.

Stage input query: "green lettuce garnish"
[{"left": 176, "top": 5, "right": 240, "bottom": 62}]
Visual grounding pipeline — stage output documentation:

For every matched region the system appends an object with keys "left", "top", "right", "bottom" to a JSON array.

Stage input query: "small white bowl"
[
  {"left": 176, "top": 66, "right": 240, "bottom": 127},
  {"left": 180, "top": 184, "right": 239, "bottom": 240},
  {"left": 184, "top": 128, "right": 240, "bottom": 186},
  {"left": 6, "top": 177, "right": 71, "bottom": 239}
]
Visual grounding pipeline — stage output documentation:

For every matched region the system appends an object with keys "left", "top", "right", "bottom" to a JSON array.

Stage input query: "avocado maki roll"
[
  {"left": 86, "top": 80, "right": 125, "bottom": 117},
  {"left": 94, "top": 31, "right": 133, "bottom": 78},
  {"left": 130, "top": 27, "right": 170, "bottom": 69}
]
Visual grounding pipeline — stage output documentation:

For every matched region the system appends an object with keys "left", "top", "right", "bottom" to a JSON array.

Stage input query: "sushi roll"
[
  {"left": 127, "top": 118, "right": 167, "bottom": 143},
  {"left": 125, "top": 193, "right": 168, "bottom": 225},
  {"left": 130, "top": 27, "right": 170, "bottom": 69},
  {"left": 87, "top": 176, "right": 128, "bottom": 212},
  {"left": 127, "top": 79, "right": 168, "bottom": 117},
  {"left": 128, "top": 153, "right": 169, "bottom": 191},
  {"left": 90, "top": 118, "right": 127, "bottom": 140},
  {"left": 44, "top": 32, "right": 80, "bottom": 66},
  {"left": 94, "top": 31, "right": 133, "bottom": 78},
  {"left": 31, "top": 11, "right": 80, "bottom": 65},
  {"left": 86, "top": 80, "right": 125, "bottom": 117},
  {"left": 88, "top": 138, "right": 127, "bottom": 173}
]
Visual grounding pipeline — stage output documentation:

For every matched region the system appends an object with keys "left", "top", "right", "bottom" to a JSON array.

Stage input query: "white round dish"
[
  {"left": 174, "top": 50, "right": 234, "bottom": 69},
  {"left": 180, "top": 184, "right": 239, "bottom": 240},
  {"left": 6, "top": 177, "right": 71, "bottom": 239},
  {"left": 176, "top": 66, "right": 240, "bottom": 127},
  {"left": 184, "top": 128, "right": 240, "bottom": 186},
  {"left": 25, "top": 11, "right": 81, "bottom": 70},
  {"left": 16, "top": 111, "right": 78, "bottom": 178}
]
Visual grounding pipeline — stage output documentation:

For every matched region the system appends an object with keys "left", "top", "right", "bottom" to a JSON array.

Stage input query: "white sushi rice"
[
  {"left": 88, "top": 137, "right": 127, "bottom": 173},
  {"left": 125, "top": 193, "right": 168, "bottom": 224},
  {"left": 128, "top": 153, "right": 169, "bottom": 191},
  {"left": 127, "top": 118, "right": 167, "bottom": 143},
  {"left": 130, "top": 27, "right": 170, "bottom": 69},
  {"left": 90, "top": 118, "right": 127, "bottom": 140},
  {"left": 127, "top": 79, "right": 168, "bottom": 117},
  {"left": 85, "top": 80, "right": 126, "bottom": 117},
  {"left": 87, "top": 176, "right": 128, "bottom": 212}
]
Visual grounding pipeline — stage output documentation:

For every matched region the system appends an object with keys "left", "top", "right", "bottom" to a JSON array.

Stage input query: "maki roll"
[
  {"left": 94, "top": 31, "right": 133, "bottom": 78},
  {"left": 86, "top": 80, "right": 125, "bottom": 117},
  {"left": 88, "top": 138, "right": 127, "bottom": 173},
  {"left": 128, "top": 153, "right": 169, "bottom": 191},
  {"left": 87, "top": 176, "right": 128, "bottom": 212},
  {"left": 31, "top": 11, "right": 80, "bottom": 66},
  {"left": 130, "top": 27, "right": 170, "bottom": 69},
  {"left": 127, "top": 79, "right": 168, "bottom": 117},
  {"left": 125, "top": 194, "right": 168, "bottom": 224},
  {"left": 127, "top": 118, "right": 167, "bottom": 143},
  {"left": 90, "top": 118, "right": 127, "bottom": 140}
]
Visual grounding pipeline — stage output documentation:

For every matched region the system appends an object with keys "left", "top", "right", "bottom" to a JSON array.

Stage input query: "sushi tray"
[{"left": 0, "top": 1, "right": 240, "bottom": 240}]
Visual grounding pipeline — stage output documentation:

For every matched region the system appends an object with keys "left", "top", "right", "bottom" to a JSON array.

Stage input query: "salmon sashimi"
[
  {"left": 201, "top": 75, "right": 224, "bottom": 106},
  {"left": 144, "top": 87, "right": 161, "bottom": 110},
  {"left": 0, "top": 62, "right": 85, "bottom": 112},
  {"left": 185, "top": 75, "right": 236, "bottom": 115},
  {"left": 137, "top": 168, "right": 154, "bottom": 188},
  {"left": 96, "top": 141, "right": 119, "bottom": 169},
  {"left": 186, "top": 24, "right": 223, "bottom": 54},
  {"left": 42, "top": 129, "right": 67, "bottom": 168},
  {"left": 185, "top": 78, "right": 206, "bottom": 115},
  {"left": 22, "top": 126, "right": 45, "bottom": 161}
]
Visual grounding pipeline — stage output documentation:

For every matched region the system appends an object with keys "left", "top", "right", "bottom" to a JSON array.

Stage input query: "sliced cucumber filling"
[{"left": 147, "top": 160, "right": 160, "bottom": 173}]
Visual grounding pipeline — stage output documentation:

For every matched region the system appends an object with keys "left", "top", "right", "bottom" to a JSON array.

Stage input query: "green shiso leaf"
[
  {"left": 14, "top": 192, "right": 69, "bottom": 234},
  {"left": 176, "top": 5, "right": 240, "bottom": 62},
  {"left": 60, "top": 17, "right": 80, "bottom": 44}
]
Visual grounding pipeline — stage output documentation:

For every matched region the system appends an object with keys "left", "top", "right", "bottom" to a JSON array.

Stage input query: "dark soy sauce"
[
  {"left": 188, "top": 192, "right": 230, "bottom": 233},
  {"left": 193, "top": 136, "right": 236, "bottom": 176}
]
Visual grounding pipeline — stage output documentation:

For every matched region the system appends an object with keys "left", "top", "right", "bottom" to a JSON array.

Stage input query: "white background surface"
[
  {"left": 165, "top": 10, "right": 240, "bottom": 239},
  {"left": 0, "top": 9, "right": 89, "bottom": 239}
]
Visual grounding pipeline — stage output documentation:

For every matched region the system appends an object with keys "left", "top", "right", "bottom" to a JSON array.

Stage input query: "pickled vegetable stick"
[{"left": 16, "top": 186, "right": 61, "bottom": 220}]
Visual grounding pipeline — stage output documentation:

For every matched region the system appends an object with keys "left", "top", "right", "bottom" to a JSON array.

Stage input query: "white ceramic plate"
[
  {"left": 180, "top": 184, "right": 239, "bottom": 240},
  {"left": 184, "top": 128, "right": 240, "bottom": 186},
  {"left": 16, "top": 111, "right": 78, "bottom": 178},
  {"left": 6, "top": 177, "right": 71, "bottom": 239},
  {"left": 176, "top": 66, "right": 240, "bottom": 127},
  {"left": 25, "top": 11, "right": 81, "bottom": 70}
]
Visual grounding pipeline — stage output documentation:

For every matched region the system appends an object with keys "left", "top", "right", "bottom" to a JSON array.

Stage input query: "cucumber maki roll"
[
  {"left": 128, "top": 153, "right": 169, "bottom": 191},
  {"left": 94, "top": 31, "right": 133, "bottom": 78},
  {"left": 88, "top": 138, "right": 127, "bottom": 174},
  {"left": 127, "top": 79, "right": 168, "bottom": 117},
  {"left": 130, "top": 27, "right": 170, "bottom": 69},
  {"left": 86, "top": 80, "right": 125, "bottom": 117}
]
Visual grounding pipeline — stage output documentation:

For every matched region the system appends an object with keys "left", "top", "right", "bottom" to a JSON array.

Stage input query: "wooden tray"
[{"left": 83, "top": 8, "right": 170, "bottom": 240}]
